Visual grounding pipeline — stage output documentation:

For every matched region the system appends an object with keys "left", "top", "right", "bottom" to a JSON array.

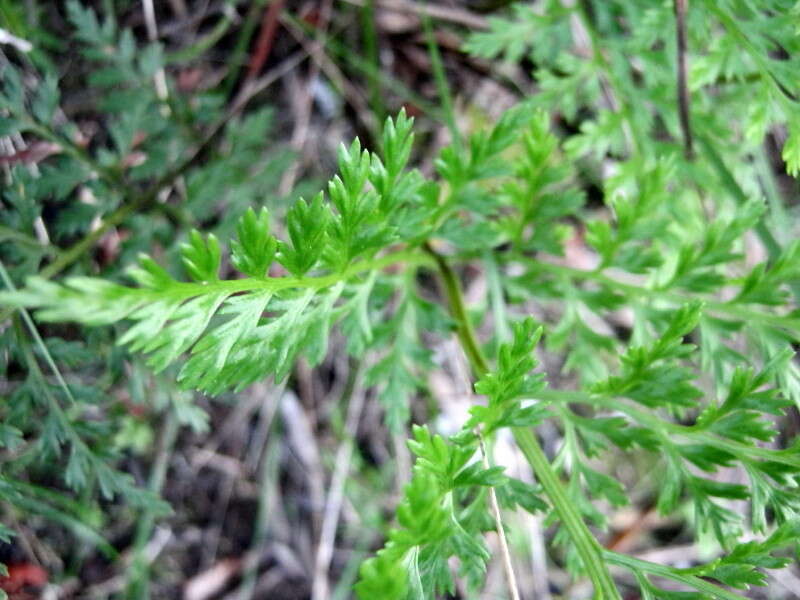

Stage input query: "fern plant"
[{"left": 3, "top": 1, "right": 800, "bottom": 598}]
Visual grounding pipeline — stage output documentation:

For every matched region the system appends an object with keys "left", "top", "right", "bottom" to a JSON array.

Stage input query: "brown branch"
[
  {"left": 675, "top": 0, "right": 693, "bottom": 159},
  {"left": 246, "top": 0, "right": 287, "bottom": 81}
]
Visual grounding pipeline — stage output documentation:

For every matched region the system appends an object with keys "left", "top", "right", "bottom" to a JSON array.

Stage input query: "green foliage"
[
  {"left": 230, "top": 208, "right": 277, "bottom": 278},
  {"left": 355, "top": 426, "right": 496, "bottom": 599},
  {"left": 471, "top": 318, "right": 548, "bottom": 435},
  {"left": 2, "top": 1, "right": 800, "bottom": 598},
  {"left": 356, "top": 322, "right": 552, "bottom": 599},
  {"left": 0, "top": 0, "right": 293, "bottom": 572}
]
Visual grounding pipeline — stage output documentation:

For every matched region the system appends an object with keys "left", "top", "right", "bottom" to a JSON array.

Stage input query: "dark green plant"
[{"left": 0, "top": 2, "right": 297, "bottom": 594}]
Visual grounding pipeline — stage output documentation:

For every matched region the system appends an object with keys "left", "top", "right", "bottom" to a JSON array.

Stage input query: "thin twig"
[
  {"left": 422, "top": 246, "right": 533, "bottom": 600},
  {"left": 245, "top": 384, "right": 284, "bottom": 475},
  {"left": 339, "top": 0, "right": 488, "bottom": 31},
  {"left": 0, "top": 28, "right": 33, "bottom": 52},
  {"left": 246, "top": 0, "right": 286, "bottom": 81},
  {"left": 142, "top": 0, "right": 171, "bottom": 108},
  {"left": 391, "top": 431, "right": 412, "bottom": 494},
  {"left": 478, "top": 433, "right": 522, "bottom": 600},
  {"left": 526, "top": 511, "right": 553, "bottom": 600},
  {"left": 198, "top": 387, "right": 275, "bottom": 568},
  {"left": 674, "top": 0, "right": 693, "bottom": 159},
  {"left": 281, "top": 390, "right": 327, "bottom": 556},
  {"left": 166, "top": 0, "right": 188, "bottom": 19}
]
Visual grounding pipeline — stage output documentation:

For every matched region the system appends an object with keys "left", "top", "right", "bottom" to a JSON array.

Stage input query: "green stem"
[
  {"left": 37, "top": 108, "right": 231, "bottom": 282},
  {"left": 421, "top": 15, "right": 461, "bottom": 151},
  {"left": 0, "top": 225, "right": 56, "bottom": 255},
  {"left": 423, "top": 243, "right": 487, "bottom": 374},
  {"left": 39, "top": 196, "right": 142, "bottom": 280},
  {"left": 696, "top": 134, "right": 800, "bottom": 304},
  {"left": 26, "top": 120, "right": 122, "bottom": 185},
  {"left": 166, "top": 12, "right": 234, "bottom": 65},
  {"left": 424, "top": 244, "right": 622, "bottom": 599},
  {"left": 139, "top": 249, "right": 431, "bottom": 299},
  {"left": 221, "top": 0, "right": 268, "bottom": 97},
  {"left": 514, "top": 428, "right": 621, "bottom": 599},
  {"left": 604, "top": 551, "right": 748, "bottom": 600},
  {"left": 696, "top": 134, "right": 783, "bottom": 252},
  {"left": 282, "top": 13, "right": 445, "bottom": 125}
]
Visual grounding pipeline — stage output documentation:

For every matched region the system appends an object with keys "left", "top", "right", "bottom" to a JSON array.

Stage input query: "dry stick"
[
  {"left": 198, "top": 389, "right": 276, "bottom": 567},
  {"left": 674, "top": 0, "right": 693, "bottom": 159},
  {"left": 391, "top": 431, "right": 412, "bottom": 492},
  {"left": 444, "top": 326, "right": 522, "bottom": 600},
  {"left": 159, "top": 1, "right": 232, "bottom": 37},
  {"left": 142, "top": 0, "right": 171, "bottom": 107},
  {"left": 245, "top": 383, "right": 285, "bottom": 473},
  {"left": 199, "top": 388, "right": 282, "bottom": 568},
  {"left": 166, "top": 0, "right": 188, "bottom": 19},
  {"left": 4, "top": 131, "right": 51, "bottom": 247},
  {"left": 526, "top": 511, "right": 553, "bottom": 600},
  {"left": 192, "top": 389, "right": 266, "bottom": 471},
  {"left": 200, "top": 463, "right": 237, "bottom": 567},
  {"left": 478, "top": 434, "right": 522, "bottom": 600},
  {"left": 311, "top": 370, "right": 366, "bottom": 600},
  {"left": 339, "top": 0, "right": 488, "bottom": 31},
  {"left": 281, "top": 391, "right": 327, "bottom": 560},
  {"left": 233, "top": 390, "right": 287, "bottom": 600}
]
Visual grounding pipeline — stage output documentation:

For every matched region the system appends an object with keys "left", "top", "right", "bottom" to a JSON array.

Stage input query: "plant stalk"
[{"left": 674, "top": 0, "right": 693, "bottom": 159}]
